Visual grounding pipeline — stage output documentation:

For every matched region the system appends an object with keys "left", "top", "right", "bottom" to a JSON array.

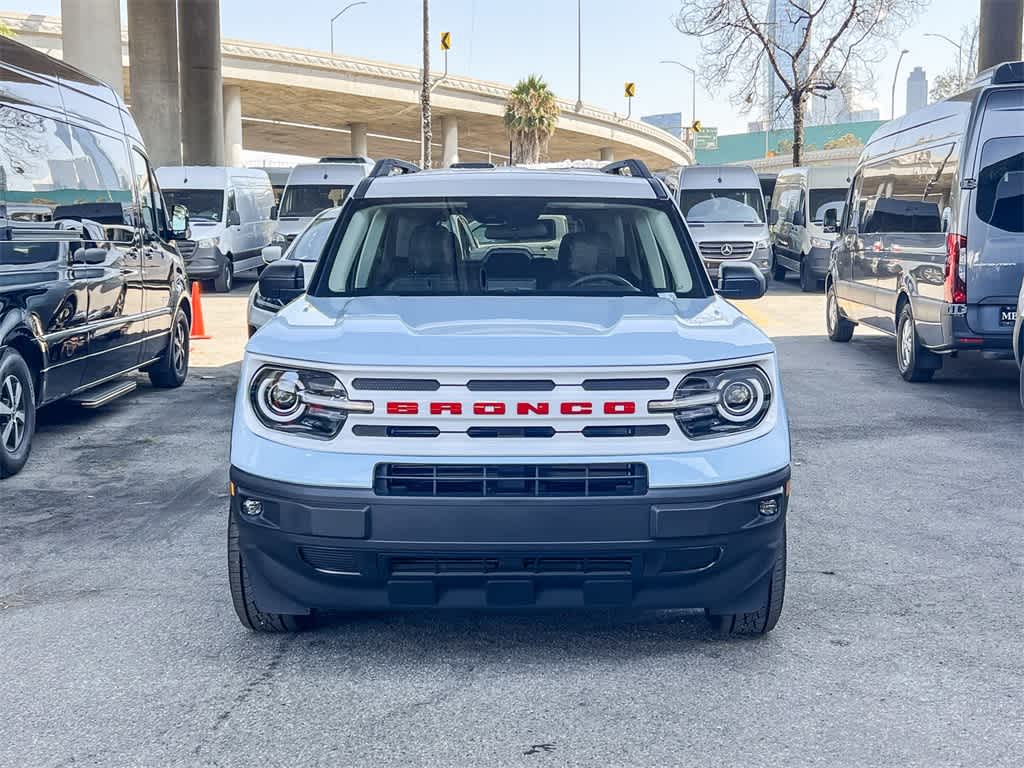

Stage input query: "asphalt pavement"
[{"left": 2, "top": 279, "right": 1021, "bottom": 767}]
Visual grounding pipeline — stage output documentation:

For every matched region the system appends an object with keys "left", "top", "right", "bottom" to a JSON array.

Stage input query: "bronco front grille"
[
  {"left": 698, "top": 241, "right": 754, "bottom": 259},
  {"left": 374, "top": 463, "right": 648, "bottom": 497}
]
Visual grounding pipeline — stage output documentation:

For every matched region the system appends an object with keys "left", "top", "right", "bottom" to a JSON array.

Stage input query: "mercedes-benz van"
[
  {"left": 827, "top": 61, "right": 1024, "bottom": 382},
  {"left": 274, "top": 157, "right": 374, "bottom": 246},
  {"left": 676, "top": 165, "right": 771, "bottom": 280},
  {"left": 157, "top": 166, "right": 276, "bottom": 292}
]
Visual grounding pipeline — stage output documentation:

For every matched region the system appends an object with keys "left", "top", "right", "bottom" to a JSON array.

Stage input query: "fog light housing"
[
  {"left": 241, "top": 498, "right": 264, "bottom": 517},
  {"left": 758, "top": 498, "right": 779, "bottom": 516}
]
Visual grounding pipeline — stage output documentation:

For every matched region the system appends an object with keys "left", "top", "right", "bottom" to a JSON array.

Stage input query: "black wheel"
[
  {"left": 826, "top": 281, "right": 854, "bottom": 342},
  {"left": 213, "top": 257, "right": 234, "bottom": 293},
  {"left": 148, "top": 307, "right": 190, "bottom": 388},
  {"left": 896, "top": 303, "right": 936, "bottom": 382},
  {"left": 705, "top": 529, "right": 786, "bottom": 637},
  {"left": 799, "top": 257, "right": 816, "bottom": 292},
  {"left": 228, "top": 512, "right": 311, "bottom": 633},
  {"left": 0, "top": 349, "right": 35, "bottom": 478},
  {"left": 770, "top": 248, "right": 787, "bottom": 281}
]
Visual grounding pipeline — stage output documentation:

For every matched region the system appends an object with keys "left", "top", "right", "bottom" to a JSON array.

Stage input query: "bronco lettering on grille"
[{"left": 385, "top": 401, "right": 638, "bottom": 416}]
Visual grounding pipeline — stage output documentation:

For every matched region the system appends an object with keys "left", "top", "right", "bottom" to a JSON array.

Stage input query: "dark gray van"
[
  {"left": 827, "top": 61, "right": 1024, "bottom": 382},
  {"left": 0, "top": 37, "right": 193, "bottom": 477}
]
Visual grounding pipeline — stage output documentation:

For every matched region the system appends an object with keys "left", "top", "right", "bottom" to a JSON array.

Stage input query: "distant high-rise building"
[
  {"left": 763, "top": 0, "right": 809, "bottom": 129},
  {"left": 848, "top": 108, "right": 881, "bottom": 122},
  {"left": 906, "top": 67, "right": 928, "bottom": 114},
  {"left": 641, "top": 112, "right": 684, "bottom": 139}
]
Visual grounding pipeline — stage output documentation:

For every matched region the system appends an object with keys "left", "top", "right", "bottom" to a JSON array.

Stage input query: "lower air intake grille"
[
  {"left": 374, "top": 463, "right": 648, "bottom": 497},
  {"left": 299, "top": 546, "right": 360, "bottom": 574},
  {"left": 388, "top": 555, "right": 635, "bottom": 576}
]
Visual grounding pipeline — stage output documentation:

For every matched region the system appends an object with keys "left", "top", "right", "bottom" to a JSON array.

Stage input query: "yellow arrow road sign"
[
  {"left": 440, "top": 31, "right": 451, "bottom": 50},
  {"left": 624, "top": 82, "right": 636, "bottom": 98}
]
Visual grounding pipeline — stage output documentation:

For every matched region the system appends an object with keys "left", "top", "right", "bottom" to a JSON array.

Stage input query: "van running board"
[{"left": 70, "top": 378, "right": 137, "bottom": 408}]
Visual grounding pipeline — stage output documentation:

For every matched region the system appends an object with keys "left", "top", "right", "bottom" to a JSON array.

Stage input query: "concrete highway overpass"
[{"left": 3, "top": 11, "right": 692, "bottom": 171}]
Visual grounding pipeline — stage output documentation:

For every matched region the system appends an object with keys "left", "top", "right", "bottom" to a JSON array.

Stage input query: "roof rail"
[
  {"left": 319, "top": 156, "right": 371, "bottom": 164},
  {"left": 353, "top": 158, "right": 421, "bottom": 199},
  {"left": 449, "top": 162, "right": 496, "bottom": 169},
  {"left": 600, "top": 159, "right": 667, "bottom": 200}
]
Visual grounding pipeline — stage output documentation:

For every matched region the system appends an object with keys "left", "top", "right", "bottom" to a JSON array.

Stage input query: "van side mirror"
[
  {"left": 769, "top": 209, "right": 779, "bottom": 226},
  {"left": 257, "top": 259, "right": 305, "bottom": 305},
  {"left": 170, "top": 204, "right": 190, "bottom": 239},
  {"left": 823, "top": 207, "right": 839, "bottom": 233},
  {"left": 270, "top": 205, "right": 279, "bottom": 220},
  {"left": 717, "top": 262, "right": 766, "bottom": 300},
  {"left": 261, "top": 245, "right": 283, "bottom": 265},
  {"left": 226, "top": 210, "right": 241, "bottom": 227},
  {"left": 72, "top": 247, "right": 108, "bottom": 265},
  {"left": 793, "top": 210, "right": 805, "bottom": 227}
]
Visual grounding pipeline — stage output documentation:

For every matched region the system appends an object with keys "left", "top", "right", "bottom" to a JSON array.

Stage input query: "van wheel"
[
  {"left": 770, "top": 248, "right": 786, "bottom": 281},
  {"left": 826, "top": 282, "right": 854, "bottom": 342},
  {"left": 799, "top": 257, "right": 816, "bottom": 292},
  {"left": 705, "top": 529, "right": 786, "bottom": 637},
  {"left": 213, "top": 257, "right": 234, "bottom": 293},
  {"left": 0, "top": 350, "right": 35, "bottom": 478},
  {"left": 148, "top": 308, "right": 190, "bottom": 388},
  {"left": 897, "top": 304, "right": 935, "bottom": 382},
  {"left": 228, "top": 512, "right": 312, "bottom": 633}
]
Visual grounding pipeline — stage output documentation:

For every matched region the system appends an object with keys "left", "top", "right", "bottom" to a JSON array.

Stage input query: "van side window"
[
  {"left": 0, "top": 106, "right": 77, "bottom": 223},
  {"left": 975, "top": 137, "right": 1024, "bottom": 233},
  {"left": 131, "top": 147, "right": 158, "bottom": 234},
  {"left": 69, "top": 127, "right": 134, "bottom": 229},
  {"left": 860, "top": 162, "right": 889, "bottom": 234},
  {"left": 845, "top": 173, "right": 862, "bottom": 232}
]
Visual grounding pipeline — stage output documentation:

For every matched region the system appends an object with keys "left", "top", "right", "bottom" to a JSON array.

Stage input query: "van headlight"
[
  {"left": 250, "top": 367, "right": 373, "bottom": 439},
  {"left": 810, "top": 236, "right": 832, "bottom": 250},
  {"left": 754, "top": 239, "right": 769, "bottom": 250},
  {"left": 197, "top": 237, "right": 219, "bottom": 249},
  {"left": 648, "top": 366, "right": 772, "bottom": 439}
]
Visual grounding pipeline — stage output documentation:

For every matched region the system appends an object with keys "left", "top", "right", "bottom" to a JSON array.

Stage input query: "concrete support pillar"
[
  {"left": 441, "top": 115, "right": 459, "bottom": 167},
  {"left": 178, "top": 0, "right": 224, "bottom": 166},
  {"left": 599, "top": 147, "right": 615, "bottom": 162},
  {"left": 223, "top": 84, "right": 243, "bottom": 167},
  {"left": 61, "top": 0, "right": 124, "bottom": 94},
  {"left": 127, "top": 0, "right": 181, "bottom": 168},
  {"left": 349, "top": 122, "right": 368, "bottom": 158},
  {"left": 978, "top": 0, "right": 1024, "bottom": 71}
]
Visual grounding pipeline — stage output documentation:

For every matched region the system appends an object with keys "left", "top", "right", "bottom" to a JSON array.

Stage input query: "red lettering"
[
  {"left": 604, "top": 401, "right": 636, "bottom": 415},
  {"left": 387, "top": 402, "right": 419, "bottom": 415},
  {"left": 516, "top": 402, "right": 550, "bottom": 416},
  {"left": 430, "top": 402, "right": 462, "bottom": 415},
  {"left": 474, "top": 402, "right": 506, "bottom": 416},
  {"left": 561, "top": 402, "right": 593, "bottom": 415}
]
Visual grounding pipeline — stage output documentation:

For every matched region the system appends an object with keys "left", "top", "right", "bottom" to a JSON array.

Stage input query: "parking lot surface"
[{"left": 2, "top": 279, "right": 1021, "bottom": 767}]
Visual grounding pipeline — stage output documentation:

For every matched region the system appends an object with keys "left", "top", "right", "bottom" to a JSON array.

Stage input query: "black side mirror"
[
  {"left": 769, "top": 209, "right": 779, "bottom": 226},
  {"left": 170, "top": 204, "right": 190, "bottom": 239},
  {"left": 717, "top": 261, "right": 766, "bottom": 300},
  {"left": 72, "top": 247, "right": 108, "bottom": 265},
  {"left": 793, "top": 211, "right": 806, "bottom": 227},
  {"left": 257, "top": 259, "right": 305, "bottom": 305},
  {"left": 270, "top": 205, "right": 279, "bottom": 220},
  {"left": 226, "top": 210, "right": 241, "bottom": 227},
  {"left": 823, "top": 208, "right": 838, "bottom": 233}
]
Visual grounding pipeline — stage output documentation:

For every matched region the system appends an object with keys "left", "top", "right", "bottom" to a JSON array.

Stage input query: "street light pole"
[
  {"left": 330, "top": 1, "right": 367, "bottom": 55},
  {"left": 659, "top": 60, "right": 696, "bottom": 144},
  {"left": 924, "top": 32, "right": 964, "bottom": 85},
  {"left": 891, "top": 48, "right": 909, "bottom": 120}
]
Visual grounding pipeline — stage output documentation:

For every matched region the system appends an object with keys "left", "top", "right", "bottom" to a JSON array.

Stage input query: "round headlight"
[
  {"left": 722, "top": 380, "right": 755, "bottom": 414},
  {"left": 255, "top": 370, "right": 304, "bottom": 422}
]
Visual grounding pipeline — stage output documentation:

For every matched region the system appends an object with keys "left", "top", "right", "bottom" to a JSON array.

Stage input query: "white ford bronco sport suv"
[{"left": 229, "top": 159, "right": 791, "bottom": 637}]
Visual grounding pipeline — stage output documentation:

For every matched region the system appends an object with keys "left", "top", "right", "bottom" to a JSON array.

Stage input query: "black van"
[
  {"left": 826, "top": 61, "right": 1024, "bottom": 382},
  {"left": 0, "top": 37, "right": 192, "bottom": 477}
]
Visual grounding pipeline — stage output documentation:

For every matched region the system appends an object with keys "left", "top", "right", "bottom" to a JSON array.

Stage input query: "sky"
[{"left": 5, "top": 0, "right": 983, "bottom": 136}]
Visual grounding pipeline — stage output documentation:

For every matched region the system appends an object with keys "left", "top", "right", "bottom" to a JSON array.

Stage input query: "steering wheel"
[{"left": 567, "top": 273, "right": 641, "bottom": 291}]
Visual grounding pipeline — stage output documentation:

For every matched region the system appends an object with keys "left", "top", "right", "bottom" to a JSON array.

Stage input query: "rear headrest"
[
  {"left": 408, "top": 224, "right": 456, "bottom": 274},
  {"left": 557, "top": 232, "right": 614, "bottom": 274}
]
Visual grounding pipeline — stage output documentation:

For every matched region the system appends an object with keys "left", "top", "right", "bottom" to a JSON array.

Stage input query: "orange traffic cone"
[{"left": 189, "top": 281, "right": 211, "bottom": 340}]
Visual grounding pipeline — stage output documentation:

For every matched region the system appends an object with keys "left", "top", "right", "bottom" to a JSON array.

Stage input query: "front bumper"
[
  {"left": 703, "top": 256, "right": 771, "bottom": 280},
  {"left": 230, "top": 465, "right": 790, "bottom": 615},
  {"left": 183, "top": 245, "right": 226, "bottom": 279}
]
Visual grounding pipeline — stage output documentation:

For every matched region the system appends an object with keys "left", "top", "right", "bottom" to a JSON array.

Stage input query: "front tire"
[
  {"left": 148, "top": 307, "right": 190, "bottom": 388},
  {"left": 770, "top": 248, "right": 787, "bottom": 281},
  {"left": 705, "top": 530, "right": 786, "bottom": 637},
  {"left": 0, "top": 349, "right": 35, "bottom": 478},
  {"left": 826, "top": 282, "right": 854, "bottom": 342},
  {"left": 897, "top": 303, "right": 935, "bottom": 382},
  {"left": 213, "top": 257, "right": 234, "bottom": 293},
  {"left": 228, "top": 512, "right": 311, "bottom": 633},
  {"left": 799, "top": 257, "right": 816, "bottom": 292}
]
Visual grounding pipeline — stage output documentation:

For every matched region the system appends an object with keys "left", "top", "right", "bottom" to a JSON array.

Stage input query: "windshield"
[
  {"left": 809, "top": 189, "right": 848, "bottom": 222},
  {"left": 678, "top": 190, "right": 765, "bottom": 223},
  {"left": 287, "top": 215, "right": 337, "bottom": 262},
  {"left": 975, "top": 136, "right": 1024, "bottom": 233},
  {"left": 279, "top": 185, "right": 352, "bottom": 219},
  {"left": 316, "top": 199, "right": 702, "bottom": 297},
  {"left": 162, "top": 189, "right": 223, "bottom": 221}
]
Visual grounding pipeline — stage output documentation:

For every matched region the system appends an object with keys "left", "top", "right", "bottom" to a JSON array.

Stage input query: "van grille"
[
  {"left": 698, "top": 241, "right": 754, "bottom": 259},
  {"left": 374, "top": 463, "right": 648, "bottom": 497},
  {"left": 174, "top": 239, "right": 197, "bottom": 261}
]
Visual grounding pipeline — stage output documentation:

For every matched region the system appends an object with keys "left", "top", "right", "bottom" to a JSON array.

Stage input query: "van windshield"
[
  {"left": 809, "top": 189, "right": 848, "bottom": 222},
  {"left": 279, "top": 185, "right": 352, "bottom": 219},
  {"left": 162, "top": 189, "right": 223, "bottom": 222},
  {"left": 316, "top": 198, "right": 703, "bottom": 298},
  {"left": 975, "top": 137, "right": 1024, "bottom": 233},
  {"left": 679, "top": 190, "right": 765, "bottom": 223}
]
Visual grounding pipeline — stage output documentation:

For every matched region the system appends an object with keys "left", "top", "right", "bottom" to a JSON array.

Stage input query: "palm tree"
[{"left": 504, "top": 75, "right": 559, "bottom": 165}]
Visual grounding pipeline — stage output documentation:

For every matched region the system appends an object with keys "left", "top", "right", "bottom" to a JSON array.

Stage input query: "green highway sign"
[{"left": 693, "top": 126, "right": 718, "bottom": 150}]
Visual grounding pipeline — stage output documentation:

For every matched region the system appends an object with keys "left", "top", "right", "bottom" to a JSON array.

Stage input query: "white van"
[
  {"left": 769, "top": 165, "right": 854, "bottom": 291},
  {"left": 274, "top": 157, "right": 374, "bottom": 245},
  {"left": 157, "top": 166, "right": 276, "bottom": 292},
  {"left": 676, "top": 165, "right": 771, "bottom": 280}
]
